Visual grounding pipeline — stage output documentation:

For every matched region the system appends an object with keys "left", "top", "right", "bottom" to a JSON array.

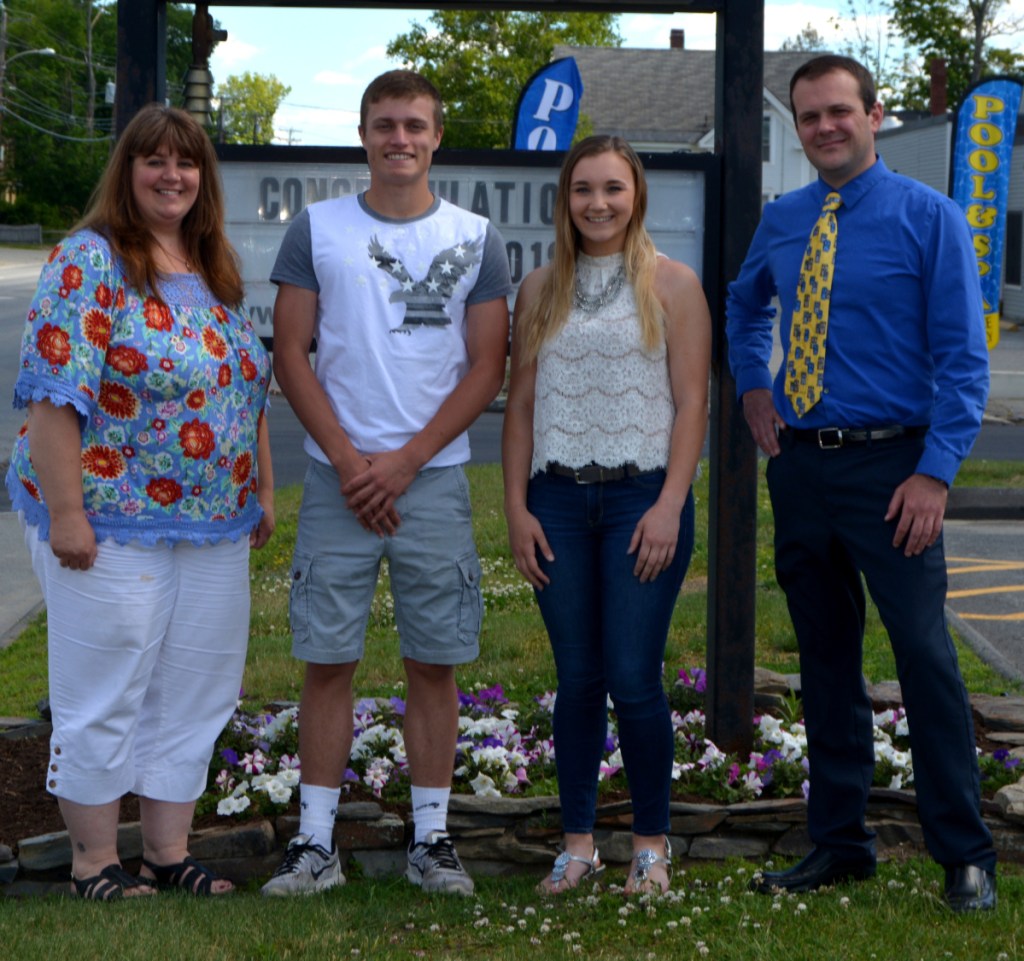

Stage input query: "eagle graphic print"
[{"left": 368, "top": 234, "right": 484, "bottom": 334}]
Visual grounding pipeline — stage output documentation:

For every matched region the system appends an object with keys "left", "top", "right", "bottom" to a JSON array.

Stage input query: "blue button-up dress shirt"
[{"left": 726, "top": 157, "right": 989, "bottom": 486}]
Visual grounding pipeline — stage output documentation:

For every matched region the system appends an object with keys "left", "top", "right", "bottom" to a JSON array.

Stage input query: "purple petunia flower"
[
  {"left": 221, "top": 748, "right": 240, "bottom": 766},
  {"left": 390, "top": 696, "right": 407, "bottom": 716}
]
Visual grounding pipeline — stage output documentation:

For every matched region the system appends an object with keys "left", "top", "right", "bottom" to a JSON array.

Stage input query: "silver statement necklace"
[{"left": 573, "top": 264, "right": 625, "bottom": 313}]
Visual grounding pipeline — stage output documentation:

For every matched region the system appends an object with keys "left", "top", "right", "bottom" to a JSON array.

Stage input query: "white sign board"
[{"left": 219, "top": 157, "right": 705, "bottom": 339}]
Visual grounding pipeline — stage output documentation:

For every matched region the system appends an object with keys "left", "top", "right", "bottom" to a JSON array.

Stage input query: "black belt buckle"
[{"left": 818, "top": 428, "right": 844, "bottom": 449}]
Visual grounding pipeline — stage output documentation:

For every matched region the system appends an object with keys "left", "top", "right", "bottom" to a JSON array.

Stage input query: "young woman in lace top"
[
  {"left": 6, "top": 104, "right": 274, "bottom": 900},
  {"left": 502, "top": 136, "right": 710, "bottom": 896}
]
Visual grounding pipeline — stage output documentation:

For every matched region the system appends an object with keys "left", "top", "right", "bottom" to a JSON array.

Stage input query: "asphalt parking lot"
[{"left": 944, "top": 519, "right": 1024, "bottom": 682}]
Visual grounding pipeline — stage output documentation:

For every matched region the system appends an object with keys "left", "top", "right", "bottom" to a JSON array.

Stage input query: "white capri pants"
[{"left": 24, "top": 522, "right": 251, "bottom": 805}]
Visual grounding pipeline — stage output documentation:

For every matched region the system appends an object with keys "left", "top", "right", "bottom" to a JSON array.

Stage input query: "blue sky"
[{"left": 207, "top": 2, "right": 1024, "bottom": 146}]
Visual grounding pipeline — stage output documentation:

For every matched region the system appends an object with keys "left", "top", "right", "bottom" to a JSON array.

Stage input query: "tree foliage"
[
  {"left": 214, "top": 72, "right": 292, "bottom": 145},
  {"left": 888, "top": 0, "right": 1024, "bottom": 108},
  {"left": 386, "top": 10, "right": 621, "bottom": 149},
  {"left": 779, "top": 24, "right": 830, "bottom": 52},
  {"left": 1, "top": 0, "right": 206, "bottom": 228},
  {"left": 825, "top": 0, "right": 915, "bottom": 107}
]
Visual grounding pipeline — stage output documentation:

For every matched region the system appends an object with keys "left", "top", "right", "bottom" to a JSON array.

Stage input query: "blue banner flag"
[
  {"left": 949, "top": 76, "right": 1024, "bottom": 350},
  {"left": 511, "top": 57, "right": 583, "bottom": 151}
]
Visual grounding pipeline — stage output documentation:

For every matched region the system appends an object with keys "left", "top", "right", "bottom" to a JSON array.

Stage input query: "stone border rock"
[
  {"left": 4, "top": 783, "right": 1023, "bottom": 898},
  {"left": 5, "top": 690, "right": 1024, "bottom": 897}
]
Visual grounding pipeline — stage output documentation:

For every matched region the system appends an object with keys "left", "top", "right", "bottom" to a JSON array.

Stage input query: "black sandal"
[
  {"left": 72, "top": 863, "right": 155, "bottom": 901},
  {"left": 141, "top": 855, "right": 232, "bottom": 896}
]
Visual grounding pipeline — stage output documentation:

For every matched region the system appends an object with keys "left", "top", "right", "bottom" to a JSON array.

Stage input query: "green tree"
[
  {"left": 826, "top": 0, "right": 915, "bottom": 106},
  {"left": 1, "top": 0, "right": 210, "bottom": 228},
  {"left": 889, "top": 0, "right": 1024, "bottom": 108},
  {"left": 386, "top": 10, "right": 621, "bottom": 149},
  {"left": 214, "top": 72, "right": 291, "bottom": 145},
  {"left": 779, "top": 23, "right": 830, "bottom": 51}
]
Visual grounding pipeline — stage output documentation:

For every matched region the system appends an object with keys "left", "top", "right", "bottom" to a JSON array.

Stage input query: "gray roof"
[{"left": 553, "top": 47, "right": 819, "bottom": 146}]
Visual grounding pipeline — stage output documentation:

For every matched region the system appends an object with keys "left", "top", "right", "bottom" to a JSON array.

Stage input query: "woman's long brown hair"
[{"left": 74, "top": 103, "right": 244, "bottom": 307}]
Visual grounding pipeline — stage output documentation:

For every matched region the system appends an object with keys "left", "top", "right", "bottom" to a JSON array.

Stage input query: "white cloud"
[{"left": 210, "top": 35, "right": 261, "bottom": 71}]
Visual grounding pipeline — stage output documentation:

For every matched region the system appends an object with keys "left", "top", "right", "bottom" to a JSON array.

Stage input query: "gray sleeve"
[
  {"left": 269, "top": 208, "right": 318, "bottom": 293},
  {"left": 466, "top": 222, "right": 513, "bottom": 306}
]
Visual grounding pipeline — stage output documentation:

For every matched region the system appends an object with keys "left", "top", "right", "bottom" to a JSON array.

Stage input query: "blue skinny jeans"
[{"left": 527, "top": 469, "right": 695, "bottom": 836}]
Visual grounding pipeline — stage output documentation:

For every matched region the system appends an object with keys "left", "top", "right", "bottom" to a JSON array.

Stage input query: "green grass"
[
  {"left": 2, "top": 459, "right": 1021, "bottom": 718},
  {"left": 2, "top": 460, "right": 1023, "bottom": 957},
  {"left": 2, "top": 860, "right": 1021, "bottom": 960}
]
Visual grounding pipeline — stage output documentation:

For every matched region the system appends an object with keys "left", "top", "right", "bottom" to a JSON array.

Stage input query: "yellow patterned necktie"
[{"left": 785, "top": 191, "right": 842, "bottom": 417}]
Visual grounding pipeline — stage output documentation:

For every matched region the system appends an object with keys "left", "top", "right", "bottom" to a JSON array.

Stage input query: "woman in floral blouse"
[{"left": 6, "top": 104, "right": 273, "bottom": 900}]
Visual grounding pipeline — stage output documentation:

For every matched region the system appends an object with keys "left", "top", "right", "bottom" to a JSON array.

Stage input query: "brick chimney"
[
  {"left": 670, "top": 29, "right": 684, "bottom": 50},
  {"left": 929, "top": 58, "right": 948, "bottom": 116}
]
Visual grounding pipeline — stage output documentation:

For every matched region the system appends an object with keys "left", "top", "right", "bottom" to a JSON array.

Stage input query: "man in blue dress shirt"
[{"left": 727, "top": 54, "right": 997, "bottom": 911}]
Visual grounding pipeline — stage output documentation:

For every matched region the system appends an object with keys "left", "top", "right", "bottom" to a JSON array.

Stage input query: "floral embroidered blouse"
[{"left": 6, "top": 230, "right": 271, "bottom": 547}]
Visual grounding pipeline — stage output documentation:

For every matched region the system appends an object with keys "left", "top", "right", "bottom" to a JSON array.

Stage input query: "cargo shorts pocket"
[
  {"left": 289, "top": 551, "right": 314, "bottom": 645},
  {"left": 456, "top": 551, "right": 483, "bottom": 645}
]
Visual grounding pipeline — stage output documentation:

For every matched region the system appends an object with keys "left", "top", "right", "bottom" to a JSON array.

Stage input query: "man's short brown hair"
[
  {"left": 359, "top": 70, "right": 444, "bottom": 132},
  {"left": 789, "top": 55, "right": 877, "bottom": 121}
]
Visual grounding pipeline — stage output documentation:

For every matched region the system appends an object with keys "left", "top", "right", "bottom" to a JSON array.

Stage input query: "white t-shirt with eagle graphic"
[{"left": 271, "top": 193, "right": 512, "bottom": 469}]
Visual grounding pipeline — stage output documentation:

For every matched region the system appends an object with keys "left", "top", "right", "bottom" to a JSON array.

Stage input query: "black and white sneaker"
[
  {"left": 260, "top": 833, "right": 344, "bottom": 896},
  {"left": 406, "top": 830, "right": 474, "bottom": 895}
]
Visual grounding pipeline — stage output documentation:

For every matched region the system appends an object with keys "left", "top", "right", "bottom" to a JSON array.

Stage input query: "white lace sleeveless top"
[{"left": 531, "top": 252, "right": 675, "bottom": 475}]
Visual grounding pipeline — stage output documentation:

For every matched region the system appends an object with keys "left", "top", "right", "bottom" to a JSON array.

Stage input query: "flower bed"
[{"left": 199, "top": 666, "right": 1022, "bottom": 820}]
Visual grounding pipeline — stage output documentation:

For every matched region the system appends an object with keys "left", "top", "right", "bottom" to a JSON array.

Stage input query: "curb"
[{"left": 945, "top": 605, "right": 1024, "bottom": 684}]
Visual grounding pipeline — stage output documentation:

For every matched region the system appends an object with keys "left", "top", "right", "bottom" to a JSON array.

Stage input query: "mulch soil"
[{"left": 0, "top": 734, "right": 258, "bottom": 851}]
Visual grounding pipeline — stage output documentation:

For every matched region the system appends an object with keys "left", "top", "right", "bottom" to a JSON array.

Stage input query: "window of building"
[{"left": 1006, "top": 210, "right": 1022, "bottom": 287}]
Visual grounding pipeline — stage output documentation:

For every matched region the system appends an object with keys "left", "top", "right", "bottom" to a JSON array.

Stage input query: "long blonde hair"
[
  {"left": 74, "top": 103, "right": 244, "bottom": 307},
  {"left": 515, "top": 135, "right": 664, "bottom": 364}
]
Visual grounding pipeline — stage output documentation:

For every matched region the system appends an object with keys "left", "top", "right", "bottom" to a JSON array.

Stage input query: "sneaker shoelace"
[
  {"left": 424, "top": 836, "right": 462, "bottom": 870},
  {"left": 279, "top": 840, "right": 324, "bottom": 874}
]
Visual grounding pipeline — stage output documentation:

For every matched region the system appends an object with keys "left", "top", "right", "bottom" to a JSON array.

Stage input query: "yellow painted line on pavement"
[
  {"left": 947, "top": 584, "right": 1024, "bottom": 598},
  {"left": 957, "top": 612, "right": 1024, "bottom": 621},
  {"left": 946, "top": 557, "right": 1024, "bottom": 575}
]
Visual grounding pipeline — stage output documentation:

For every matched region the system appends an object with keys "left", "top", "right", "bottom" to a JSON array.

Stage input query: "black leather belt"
[
  {"left": 545, "top": 462, "right": 659, "bottom": 484},
  {"left": 788, "top": 425, "right": 928, "bottom": 450}
]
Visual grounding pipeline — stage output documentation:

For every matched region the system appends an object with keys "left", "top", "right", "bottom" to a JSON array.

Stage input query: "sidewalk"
[{"left": 0, "top": 512, "right": 39, "bottom": 649}]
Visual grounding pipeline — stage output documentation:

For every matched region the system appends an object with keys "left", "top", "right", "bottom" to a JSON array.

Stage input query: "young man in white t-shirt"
[{"left": 262, "top": 70, "right": 512, "bottom": 897}]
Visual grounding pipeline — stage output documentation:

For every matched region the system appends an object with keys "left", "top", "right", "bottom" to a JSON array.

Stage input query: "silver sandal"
[
  {"left": 629, "top": 838, "right": 672, "bottom": 894},
  {"left": 543, "top": 847, "right": 604, "bottom": 892}
]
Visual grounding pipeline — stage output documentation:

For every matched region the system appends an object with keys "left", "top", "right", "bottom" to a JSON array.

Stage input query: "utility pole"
[
  {"left": 0, "top": 1, "right": 9, "bottom": 169},
  {"left": 84, "top": 0, "right": 108, "bottom": 135}
]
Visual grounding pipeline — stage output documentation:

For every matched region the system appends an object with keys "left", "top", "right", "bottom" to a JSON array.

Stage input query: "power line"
[{"left": 1, "top": 105, "right": 112, "bottom": 142}]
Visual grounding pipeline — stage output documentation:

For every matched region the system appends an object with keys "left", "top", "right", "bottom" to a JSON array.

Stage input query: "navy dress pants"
[{"left": 766, "top": 432, "right": 995, "bottom": 871}]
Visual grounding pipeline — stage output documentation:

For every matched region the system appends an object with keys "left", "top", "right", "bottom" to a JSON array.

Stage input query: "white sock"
[
  {"left": 298, "top": 783, "right": 341, "bottom": 852},
  {"left": 411, "top": 785, "right": 450, "bottom": 843}
]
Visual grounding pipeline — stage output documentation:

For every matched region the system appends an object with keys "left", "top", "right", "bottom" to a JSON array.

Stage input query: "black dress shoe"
[
  {"left": 944, "top": 864, "right": 997, "bottom": 912},
  {"left": 751, "top": 847, "right": 876, "bottom": 894}
]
